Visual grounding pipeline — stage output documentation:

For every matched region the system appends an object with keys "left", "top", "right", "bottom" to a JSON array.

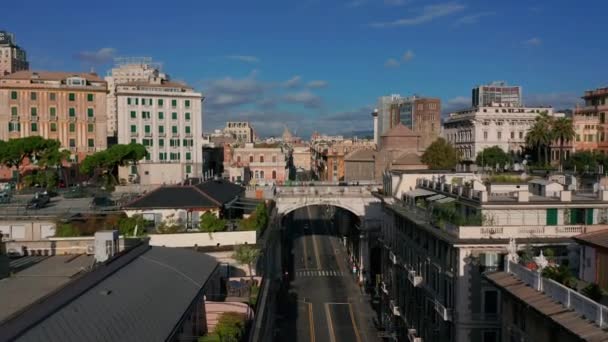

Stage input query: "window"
[
  {"left": 186, "top": 152, "right": 191, "bottom": 160},
  {"left": 50, "top": 107, "right": 56, "bottom": 117},
  {"left": 519, "top": 131, "right": 523, "bottom": 139},
  {"left": 186, "top": 165, "right": 192, "bottom": 174},
  {"left": 131, "top": 165, "right": 137, "bottom": 174},
  {"left": 272, "top": 170, "right": 277, "bottom": 179},
  {"left": 8, "top": 122, "right": 20, "bottom": 132},
  {"left": 69, "top": 123, "right": 76, "bottom": 132},
  {"left": 483, "top": 290, "right": 498, "bottom": 315},
  {"left": 31, "top": 123, "right": 38, "bottom": 132},
  {"left": 141, "top": 98, "right": 146, "bottom": 106},
  {"left": 260, "top": 155, "right": 264, "bottom": 163},
  {"left": 131, "top": 138, "right": 137, "bottom": 144},
  {"left": 127, "top": 98, "right": 132, "bottom": 105},
  {"left": 185, "top": 126, "right": 191, "bottom": 134},
  {"left": 158, "top": 112, "right": 164, "bottom": 120},
  {"left": 497, "top": 131, "right": 502, "bottom": 140},
  {"left": 88, "top": 139, "right": 94, "bottom": 147},
  {"left": 185, "top": 112, "right": 191, "bottom": 120},
  {"left": 159, "top": 139, "right": 164, "bottom": 147},
  {"left": 260, "top": 170, "right": 265, "bottom": 178},
  {"left": 30, "top": 92, "right": 37, "bottom": 101},
  {"left": 159, "top": 126, "right": 165, "bottom": 134},
  {"left": 172, "top": 112, "right": 177, "bottom": 120},
  {"left": 69, "top": 108, "right": 76, "bottom": 117},
  {"left": 159, "top": 152, "right": 165, "bottom": 160},
  {"left": 50, "top": 123, "right": 57, "bottom": 132},
  {"left": 249, "top": 155, "right": 254, "bottom": 163},
  {"left": 69, "top": 139, "right": 76, "bottom": 148},
  {"left": 272, "top": 155, "right": 277, "bottom": 162},
  {"left": 171, "top": 99, "right": 177, "bottom": 108},
  {"left": 31, "top": 107, "right": 37, "bottom": 116},
  {"left": 49, "top": 93, "right": 56, "bottom": 101},
  {"left": 158, "top": 99, "right": 164, "bottom": 107},
  {"left": 510, "top": 131, "right": 515, "bottom": 139},
  {"left": 185, "top": 100, "right": 191, "bottom": 108},
  {"left": 172, "top": 126, "right": 178, "bottom": 134},
  {"left": 483, "top": 131, "right": 488, "bottom": 140},
  {"left": 88, "top": 123, "right": 94, "bottom": 132},
  {"left": 130, "top": 125, "right": 137, "bottom": 133},
  {"left": 576, "top": 134, "right": 581, "bottom": 142},
  {"left": 130, "top": 111, "right": 137, "bottom": 119},
  {"left": 11, "top": 107, "right": 17, "bottom": 116},
  {"left": 87, "top": 94, "right": 94, "bottom": 102},
  {"left": 87, "top": 108, "right": 94, "bottom": 117},
  {"left": 135, "top": 98, "right": 139, "bottom": 105},
  {"left": 142, "top": 111, "right": 150, "bottom": 119},
  {"left": 68, "top": 93, "right": 75, "bottom": 101},
  {"left": 10, "top": 91, "right": 17, "bottom": 100},
  {"left": 144, "top": 125, "right": 151, "bottom": 133}
]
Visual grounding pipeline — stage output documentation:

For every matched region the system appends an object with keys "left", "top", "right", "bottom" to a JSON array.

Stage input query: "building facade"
[
  {"left": 105, "top": 57, "right": 165, "bottom": 139},
  {"left": 311, "top": 138, "right": 376, "bottom": 182},
  {"left": 116, "top": 78, "right": 202, "bottom": 185},
  {"left": 443, "top": 105, "right": 556, "bottom": 162},
  {"left": 0, "top": 71, "right": 108, "bottom": 161},
  {"left": 0, "top": 31, "right": 28, "bottom": 76},
  {"left": 223, "top": 121, "right": 253, "bottom": 143},
  {"left": 292, "top": 145, "right": 311, "bottom": 171},
  {"left": 228, "top": 143, "right": 287, "bottom": 184},
  {"left": 376, "top": 177, "right": 608, "bottom": 342},
  {"left": 572, "top": 87, "right": 608, "bottom": 154},
  {"left": 472, "top": 81, "right": 522, "bottom": 107}
]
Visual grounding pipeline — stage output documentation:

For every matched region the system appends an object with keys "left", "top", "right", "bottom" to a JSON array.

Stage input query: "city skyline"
[{"left": 3, "top": 0, "right": 606, "bottom": 136}]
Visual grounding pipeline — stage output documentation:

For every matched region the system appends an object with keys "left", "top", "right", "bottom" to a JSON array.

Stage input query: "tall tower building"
[
  {"left": 0, "top": 31, "right": 29, "bottom": 76},
  {"left": 472, "top": 81, "right": 522, "bottom": 107},
  {"left": 105, "top": 57, "right": 166, "bottom": 139}
]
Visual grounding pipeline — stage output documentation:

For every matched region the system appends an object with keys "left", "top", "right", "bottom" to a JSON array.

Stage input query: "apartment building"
[
  {"left": 105, "top": 57, "right": 165, "bottom": 138},
  {"left": 223, "top": 121, "right": 253, "bottom": 143},
  {"left": 0, "top": 71, "right": 108, "bottom": 161},
  {"left": 572, "top": 86, "right": 608, "bottom": 153},
  {"left": 472, "top": 81, "right": 522, "bottom": 107},
  {"left": 376, "top": 177, "right": 608, "bottom": 342},
  {"left": 0, "top": 31, "right": 28, "bottom": 76},
  {"left": 311, "top": 138, "right": 376, "bottom": 182},
  {"left": 443, "top": 104, "right": 557, "bottom": 162},
  {"left": 227, "top": 143, "right": 287, "bottom": 184},
  {"left": 116, "top": 78, "right": 202, "bottom": 185}
]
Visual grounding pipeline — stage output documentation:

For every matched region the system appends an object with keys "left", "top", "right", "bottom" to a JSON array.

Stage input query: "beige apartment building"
[
  {"left": 0, "top": 31, "right": 28, "bottom": 76},
  {"left": 224, "top": 121, "right": 253, "bottom": 143},
  {"left": 116, "top": 77, "right": 202, "bottom": 185},
  {"left": 0, "top": 71, "right": 108, "bottom": 162}
]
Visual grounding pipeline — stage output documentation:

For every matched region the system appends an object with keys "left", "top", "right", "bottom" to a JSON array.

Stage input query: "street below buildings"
[{"left": 274, "top": 206, "right": 379, "bottom": 342}]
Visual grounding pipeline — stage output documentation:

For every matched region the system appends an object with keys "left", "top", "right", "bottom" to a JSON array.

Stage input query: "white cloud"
[
  {"left": 402, "top": 50, "right": 415, "bottom": 62},
  {"left": 443, "top": 96, "right": 470, "bottom": 114},
  {"left": 524, "top": 37, "right": 542, "bottom": 46},
  {"left": 74, "top": 47, "right": 116, "bottom": 64},
  {"left": 284, "top": 91, "right": 323, "bottom": 108},
  {"left": 283, "top": 75, "right": 302, "bottom": 88},
  {"left": 454, "top": 11, "right": 495, "bottom": 26},
  {"left": 226, "top": 55, "right": 259, "bottom": 63},
  {"left": 307, "top": 80, "right": 328, "bottom": 88},
  {"left": 371, "top": 2, "right": 465, "bottom": 27},
  {"left": 385, "top": 58, "right": 400, "bottom": 68}
]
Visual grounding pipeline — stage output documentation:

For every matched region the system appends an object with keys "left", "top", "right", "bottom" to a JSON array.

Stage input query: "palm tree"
[
  {"left": 552, "top": 117, "right": 575, "bottom": 169},
  {"left": 526, "top": 112, "right": 553, "bottom": 165}
]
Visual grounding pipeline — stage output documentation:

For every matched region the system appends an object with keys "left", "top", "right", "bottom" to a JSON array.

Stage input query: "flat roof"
[{"left": 0, "top": 255, "right": 94, "bottom": 322}]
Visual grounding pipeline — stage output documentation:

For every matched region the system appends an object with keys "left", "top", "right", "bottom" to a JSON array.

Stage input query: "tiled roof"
[
  {"left": 0, "top": 71, "right": 104, "bottom": 82},
  {"left": 345, "top": 149, "right": 375, "bottom": 161},
  {"left": 380, "top": 123, "right": 420, "bottom": 137},
  {"left": 485, "top": 272, "right": 608, "bottom": 341},
  {"left": 392, "top": 152, "right": 423, "bottom": 165},
  {"left": 12, "top": 246, "right": 218, "bottom": 342},
  {"left": 573, "top": 230, "right": 608, "bottom": 250},
  {"left": 123, "top": 179, "right": 244, "bottom": 210}
]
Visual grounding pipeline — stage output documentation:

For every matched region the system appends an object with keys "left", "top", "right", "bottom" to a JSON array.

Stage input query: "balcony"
[
  {"left": 433, "top": 299, "right": 453, "bottom": 321},
  {"left": 31, "top": 116, "right": 39, "bottom": 122},
  {"left": 389, "top": 300, "right": 401, "bottom": 316},
  {"left": 49, "top": 116, "right": 57, "bottom": 121},
  {"left": 87, "top": 116, "right": 95, "bottom": 123},
  {"left": 446, "top": 224, "right": 598, "bottom": 239},
  {"left": 185, "top": 133, "right": 193, "bottom": 137},
  {"left": 87, "top": 146, "right": 96, "bottom": 153},
  {"left": 407, "top": 270, "right": 423, "bottom": 287},
  {"left": 69, "top": 116, "right": 77, "bottom": 122},
  {"left": 381, "top": 281, "right": 390, "bottom": 295},
  {"left": 144, "top": 132, "right": 152, "bottom": 137},
  {"left": 158, "top": 132, "right": 166, "bottom": 137},
  {"left": 130, "top": 131, "right": 139, "bottom": 137},
  {"left": 10, "top": 116, "right": 19, "bottom": 122}
]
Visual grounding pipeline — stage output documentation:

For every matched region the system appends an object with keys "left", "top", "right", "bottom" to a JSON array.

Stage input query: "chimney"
[{"left": 372, "top": 109, "right": 379, "bottom": 148}]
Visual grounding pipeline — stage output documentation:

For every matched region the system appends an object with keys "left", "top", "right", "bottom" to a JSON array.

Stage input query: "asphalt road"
[{"left": 275, "top": 206, "right": 379, "bottom": 342}]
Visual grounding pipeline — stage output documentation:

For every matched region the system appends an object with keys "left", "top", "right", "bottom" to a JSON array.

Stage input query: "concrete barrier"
[{"left": 148, "top": 231, "right": 257, "bottom": 247}]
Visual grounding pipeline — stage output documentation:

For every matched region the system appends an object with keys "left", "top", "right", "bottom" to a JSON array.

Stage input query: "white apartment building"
[
  {"left": 443, "top": 104, "right": 557, "bottom": 162},
  {"left": 116, "top": 78, "right": 202, "bottom": 185},
  {"left": 0, "top": 31, "right": 28, "bottom": 76},
  {"left": 224, "top": 121, "right": 253, "bottom": 143},
  {"left": 105, "top": 57, "right": 166, "bottom": 138}
]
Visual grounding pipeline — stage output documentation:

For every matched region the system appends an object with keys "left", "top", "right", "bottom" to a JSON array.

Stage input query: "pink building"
[{"left": 228, "top": 143, "right": 287, "bottom": 184}]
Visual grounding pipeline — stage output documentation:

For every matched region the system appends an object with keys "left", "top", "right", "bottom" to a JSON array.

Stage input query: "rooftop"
[
  {"left": 345, "top": 148, "right": 375, "bottom": 162},
  {"left": 0, "top": 71, "right": 104, "bottom": 83},
  {"left": 380, "top": 123, "right": 420, "bottom": 138},
  {"left": 572, "top": 230, "right": 608, "bottom": 250},
  {"left": 119, "top": 79, "right": 194, "bottom": 90}
]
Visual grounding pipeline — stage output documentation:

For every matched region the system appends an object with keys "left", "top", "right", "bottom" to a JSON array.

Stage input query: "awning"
[
  {"left": 404, "top": 189, "right": 436, "bottom": 198},
  {"left": 426, "top": 194, "right": 446, "bottom": 202},
  {"left": 436, "top": 197, "right": 456, "bottom": 204}
]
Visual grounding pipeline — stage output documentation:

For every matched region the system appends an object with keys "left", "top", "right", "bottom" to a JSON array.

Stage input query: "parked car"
[
  {"left": 26, "top": 193, "right": 50, "bottom": 209},
  {"left": 90, "top": 196, "right": 116, "bottom": 210}
]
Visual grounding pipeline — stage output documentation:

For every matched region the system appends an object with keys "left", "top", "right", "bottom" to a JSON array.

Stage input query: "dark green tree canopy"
[
  {"left": 421, "top": 138, "right": 460, "bottom": 170},
  {"left": 476, "top": 146, "right": 511, "bottom": 168},
  {"left": 80, "top": 143, "right": 146, "bottom": 175}
]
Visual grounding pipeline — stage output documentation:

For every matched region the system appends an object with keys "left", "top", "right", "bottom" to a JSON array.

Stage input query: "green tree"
[
  {"left": 563, "top": 151, "right": 603, "bottom": 173},
  {"left": 552, "top": 117, "right": 575, "bottom": 169},
  {"left": 0, "top": 137, "right": 63, "bottom": 186},
  {"left": 581, "top": 283, "right": 603, "bottom": 302},
  {"left": 475, "top": 146, "right": 511, "bottom": 170},
  {"left": 55, "top": 223, "right": 82, "bottom": 237},
  {"left": 80, "top": 143, "right": 146, "bottom": 188},
  {"left": 233, "top": 244, "right": 260, "bottom": 283},
  {"left": 118, "top": 215, "right": 146, "bottom": 236},
  {"left": 542, "top": 265, "right": 576, "bottom": 288},
  {"left": 214, "top": 312, "right": 246, "bottom": 342},
  {"left": 199, "top": 211, "right": 226, "bottom": 236},
  {"left": 421, "top": 138, "right": 460, "bottom": 170},
  {"left": 526, "top": 111, "right": 553, "bottom": 165}
]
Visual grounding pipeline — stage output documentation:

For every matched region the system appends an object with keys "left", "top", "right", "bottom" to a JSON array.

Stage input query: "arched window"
[
  {"left": 260, "top": 155, "right": 264, "bottom": 163},
  {"left": 260, "top": 170, "right": 265, "bottom": 179},
  {"left": 272, "top": 170, "right": 277, "bottom": 179},
  {"left": 249, "top": 155, "right": 253, "bottom": 163}
]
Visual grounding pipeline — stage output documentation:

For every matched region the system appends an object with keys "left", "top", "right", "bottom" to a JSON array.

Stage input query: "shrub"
[
  {"left": 55, "top": 223, "right": 82, "bottom": 237},
  {"left": 199, "top": 212, "right": 226, "bottom": 235},
  {"left": 215, "top": 312, "right": 246, "bottom": 342},
  {"left": 118, "top": 215, "right": 146, "bottom": 236},
  {"left": 581, "top": 283, "right": 603, "bottom": 302}
]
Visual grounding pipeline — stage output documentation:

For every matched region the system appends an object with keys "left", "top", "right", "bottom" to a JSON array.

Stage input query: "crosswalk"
[{"left": 296, "top": 269, "right": 345, "bottom": 277}]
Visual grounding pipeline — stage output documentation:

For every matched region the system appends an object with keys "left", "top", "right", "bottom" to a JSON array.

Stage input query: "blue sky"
[{"left": 2, "top": 0, "right": 606, "bottom": 137}]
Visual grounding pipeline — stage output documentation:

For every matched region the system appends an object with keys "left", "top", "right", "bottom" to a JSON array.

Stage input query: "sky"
[{"left": 2, "top": 0, "right": 607, "bottom": 137}]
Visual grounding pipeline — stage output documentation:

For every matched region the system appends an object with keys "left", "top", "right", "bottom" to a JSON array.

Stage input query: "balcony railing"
[
  {"left": 389, "top": 300, "right": 401, "bottom": 316},
  {"left": 10, "top": 116, "right": 19, "bottom": 121},
  {"left": 31, "top": 116, "right": 39, "bottom": 122},
  {"left": 407, "top": 270, "right": 423, "bottom": 287},
  {"left": 446, "top": 224, "right": 591, "bottom": 239},
  {"left": 434, "top": 299, "right": 453, "bottom": 321},
  {"left": 87, "top": 116, "right": 95, "bottom": 122},
  {"left": 507, "top": 260, "right": 608, "bottom": 329},
  {"left": 381, "top": 281, "right": 390, "bottom": 295}
]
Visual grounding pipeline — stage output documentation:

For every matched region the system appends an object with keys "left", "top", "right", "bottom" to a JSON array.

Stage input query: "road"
[{"left": 275, "top": 206, "right": 379, "bottom": 342}]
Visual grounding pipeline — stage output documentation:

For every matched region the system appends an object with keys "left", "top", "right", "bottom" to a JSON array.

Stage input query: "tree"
[
  {"left": 155, "top": 214, "right": 186, "bottom": 234},
  {"left": 563, "top": 151, "right": 604, "bottom": 173},
  {"left": 0, "top": 137, "right": 64, "bottom": 186},
  {"left": 199, "top": 211, "right": 226, "bottom": 236},
  {"left": 581, "top": 283, "right": 603, "bottom": 302},
  {"left": 80, "top": 143, "right": 146, "bottom": 188},
  {"left": 475, "top": 146, "right": 511, "bottom": 170},
  {"left": 239, "top": 202, "right": 269, "bottom": 233},
  {"left": 551, "top": 117, "right": 575, "bottom": 169},
  {"left": 421, "top": 138, "right": 460, "bottom": 170},
  {"left": 233, "top": 244, "right": 260, "bottom": 283},
  {"left": 525, "top": 111, "right": 553, "bottom": 165},
  {"left": 118, "top": 215, "right": 146, "bottom": 236},
  {"left": 542, "top": 265, "right": 576, "bottom": 288},
  {"left": 214, "top": 312, "right": 246, "bottom": 342}
]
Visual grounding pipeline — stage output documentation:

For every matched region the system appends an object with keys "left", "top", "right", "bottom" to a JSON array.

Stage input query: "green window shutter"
[
  {"left": 185, "top": 112, "right": 191, "bottom": 120},
  {"left": 185, "top": 100, "right": 190, "bottom": 108},
  {"left": 69, "top": 123, "right": 75, "bottom": 132},
  {"left": 127, "top": 98, "right": 132, "bottom": 105},
  {"left": 11, "top": 107, "right": 17, "bottom": 116},
  {"left": 546, "top": 209, "right": 557, "bottom": 226},
  {"left": 145, "top": 125, "right": 151, "bottom": 133},
  {"left": 159, "top": 152, "right": 164, "bottom": 160},
  {"left": 131, "top": 138, "right": 136, "bottom": 144},
  {"left": 49, "top": 93, "right": 56, "bottom": 101},
  {"left": 186, "top": 152, "right": 191, "bottom": 160},
  {"left": 172, "top": 112, "right": 177, "bottom": 120},
  {"left": 87, "top": 108, "right": 94, "bottom": 117},
  {"left": 130, "top": 111, "right": 136, "bottom": 118},
  {"left": 88, "top": 139, "right": 94, "bottom": 147},
  {"left": 69, "top": 108, "right": 76, "bottom": 117},
  {"left": 172, "top": 126, "right": 178, "bottom": 133},
  {"left": 185, "top": 126, "right": 191, "bottom": 134},
  {"left": 158, "top": 99, "right": 164, "bottom": 106},
  {"left": 50, "top": 107, "right": 56, "bottom": 116},
  {"left": 186, "top": 165, "right": 192, "bottom": 173},
  {"left": 135, "top": 98, "right": 139, "bottom": 105},
  {"left": 87, "top": 94, "right": 94, "bottom": 102},
  {"left": 158, "top": 112, "right": 164, "bottom": 119},
  {"left": 131, "top": 165, "right": 137, "bottom": 174},
  {"left": 31, "top": 107, "right": 37, "bottom": 116},
  {"left": 131, "top": 125, "right": 137, "bottom": 133},
  {"left": 11, "top": 91, "right": 17, "bottom": 100},
  {"left": 88, "top": 123, "right": 94, "bottom": 132},
  {"left": 159, "top": 126, "right": 164, "bottom": 133},
  {"left": 51, "top": 123, "right": 57, "bottom": 132},
  {"left": 31, "top": 123, "right": 38, "bottom": 132},
  {"left": 69, "top": 93, "right": 75, "bottom": 101},
  {"left": 171, "top": 99, "right": 177, "bottom": 107},
  {"left": 69, "top": 139, "right": 75, "bottom": 147},
  {"left": 159, "top": 139, "right": 164, "bottom": 147},
  {"left": 30, "top": 92, "right": 37, "bottom": 100},
  {"left": 586, "top": 208, "right": 594, "bottom": 225}
]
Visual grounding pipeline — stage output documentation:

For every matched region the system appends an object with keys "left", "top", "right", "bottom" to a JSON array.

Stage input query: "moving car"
[{"left": 26, "top": 193, "right": 50, "bottom": 209}]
